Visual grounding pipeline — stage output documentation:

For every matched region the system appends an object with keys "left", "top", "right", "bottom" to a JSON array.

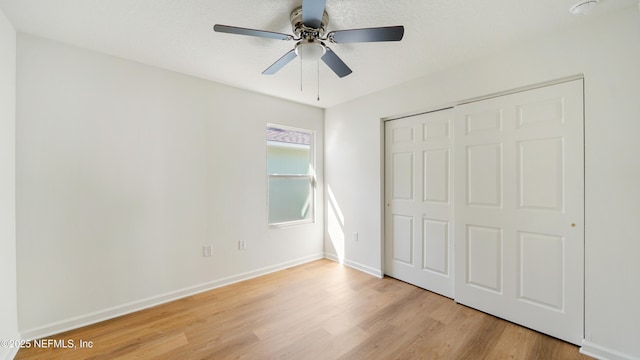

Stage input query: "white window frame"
[{"left": 266, "top": 124, "right": 316, "bottom": 227}]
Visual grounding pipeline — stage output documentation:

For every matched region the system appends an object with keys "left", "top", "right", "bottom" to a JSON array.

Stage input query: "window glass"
[{"left": 267, "top": 126, "right": 315, "bottom": 226}]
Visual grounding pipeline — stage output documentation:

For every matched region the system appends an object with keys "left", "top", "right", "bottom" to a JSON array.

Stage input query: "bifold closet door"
[
  {"left": 453, "top": 79, "right": 584, "bottom": 345},
  {"left": 384, "top": 109, "right": 454, "bottom": 298}
]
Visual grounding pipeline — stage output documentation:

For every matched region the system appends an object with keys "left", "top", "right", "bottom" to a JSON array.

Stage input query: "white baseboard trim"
[
  {"left": 323, "top": 253, "right": 383, "bottom": 278},
  {"left": 20, "top": 253, "right": 324, "bottom": 341},
  {"left": 580, "top": 340, "right": 639, "bottom": 360},
  {"left": 344, "top": 259, "right": 383, "bottom": 278},
  {"left": 0, "top": 347, "right": 19, "bottom": 360}
]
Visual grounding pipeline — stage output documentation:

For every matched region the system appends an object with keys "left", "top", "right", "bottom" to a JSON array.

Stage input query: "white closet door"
[
  {"left": 453, "top": 79, "right": 584, "bottom": 344},
  {"left": 384, "top": 109, "right": 454, "bottom": 298}
]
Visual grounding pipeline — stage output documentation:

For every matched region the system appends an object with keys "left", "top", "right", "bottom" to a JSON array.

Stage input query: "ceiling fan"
[{"left": 213, "top": 0, "right": 404, "bottom": 78}]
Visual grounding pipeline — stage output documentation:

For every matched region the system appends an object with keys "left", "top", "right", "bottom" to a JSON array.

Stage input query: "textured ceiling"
[{"left": 0, "top": 0, "right": 637, "bottom": 108}]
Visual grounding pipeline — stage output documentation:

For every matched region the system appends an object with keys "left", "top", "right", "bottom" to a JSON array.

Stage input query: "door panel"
[
  {"left": 454, "top": 79, "right": 584, "bottom": 345},
  {"left": 518, "top": 138, "right": 564, "bottom": 210},
  {"left": 385, "top": 109, "right": 454, "bottom": 298},
  {"left": 466, "top": 143, "right": 502, "bottom": 207},
  {"left": 518, "top": 231, "right": 564, "bottom": 310},
  {"left": 392, "top": 215, "right": 413, "bottom": 264},
  {"left": 466, "top": 225, "right": 503, "bottom": 293},
  {"left": 423, "top": 149, "right": 449, "bottom": 203},
  {"left": 422, "top": 218, "right": 448, "bottom": 274},
  {"left": 392, "top": 152, "right": 414, "bottom": 200}
]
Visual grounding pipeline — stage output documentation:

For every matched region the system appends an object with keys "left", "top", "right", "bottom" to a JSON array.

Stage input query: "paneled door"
[
  {"left": 453, "top": 79, "right": 584, "bottom": 344},
  {"left": 384, "top": 109, "right": 454, "bottom": 298}
]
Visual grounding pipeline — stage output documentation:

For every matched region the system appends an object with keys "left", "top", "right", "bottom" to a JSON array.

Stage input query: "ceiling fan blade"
[
  {"left": 214, "top": 24, "right": 293, "bottom": 41},
  {"left": 302, "top": 0, "right": 327, "bottom": 28},
  {"left": 262, "top": 49, "right": 298, "bottom": 75},
  {"left": 321, "top": 48, "right": 352, "bottom": 78},
  {"left": 329, "top": 26, "right": 404, "bottom": 43}
]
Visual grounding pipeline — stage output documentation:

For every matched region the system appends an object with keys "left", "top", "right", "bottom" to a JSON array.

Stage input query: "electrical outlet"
[
  {"left": 353, "top": 232, "right": 359, "bottom": 242},
  {"left": 203, "top": 245, "right": 213, "bottom": 257},
  {"left": 238, "top": 240, "right": 247, "bottom": 250}
]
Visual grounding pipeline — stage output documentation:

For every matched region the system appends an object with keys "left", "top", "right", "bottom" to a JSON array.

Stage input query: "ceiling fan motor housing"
[{"left": 290, "top": 6, "right": 329, "bottom": 40}]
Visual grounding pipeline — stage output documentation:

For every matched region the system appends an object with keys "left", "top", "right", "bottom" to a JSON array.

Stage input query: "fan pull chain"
[
  {"left": 317, "top": 61, "right": 320, "bottom": 101},
  {"left": 300, "top": 59, "right": 303, "bottom": 92}
]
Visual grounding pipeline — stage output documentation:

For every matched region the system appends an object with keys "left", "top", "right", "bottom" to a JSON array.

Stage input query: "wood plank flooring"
[{"left": 16, "top": 259, "right": 591, "bottom": 359}]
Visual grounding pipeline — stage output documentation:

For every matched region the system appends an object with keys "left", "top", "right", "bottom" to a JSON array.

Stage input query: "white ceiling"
[{"left": 0, "top": 0, "right": 636, "bottom": 108}]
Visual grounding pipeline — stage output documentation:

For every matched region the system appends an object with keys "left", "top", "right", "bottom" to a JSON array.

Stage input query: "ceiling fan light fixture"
[
  {"left": 295, "top": 41, "right": 326, "bottom": 62},
  {"left": 569, "top": 0, "right": 599, "bottom": 15}
]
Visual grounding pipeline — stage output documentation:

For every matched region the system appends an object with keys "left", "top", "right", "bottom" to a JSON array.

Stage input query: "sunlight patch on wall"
[{"left": 327, "top": 185, "right": 345, "bottom": 263}]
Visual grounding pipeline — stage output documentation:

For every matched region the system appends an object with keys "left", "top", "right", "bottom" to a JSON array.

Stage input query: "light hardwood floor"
[{"left": 16, "top": 259, "right": 591, "bottom": 359}]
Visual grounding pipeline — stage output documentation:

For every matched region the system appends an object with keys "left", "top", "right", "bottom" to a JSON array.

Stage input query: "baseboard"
[
  {"left": 323, "top": 252, "right": 340, "bottom": 263},
  {"left": 0, "top": 347, "right": 19, "bottom": 360},
  {"left": 580, "top": 340, "right": 638, "bottom": 360},
  {"left": 344, "top": 259, "right": 383, "bottom": 278},
  {"left": 323, "top": 253, "right": 383, "bottom": 278},
  {"left": 20, "top": 253, "right": 324, "bottom": 341}
]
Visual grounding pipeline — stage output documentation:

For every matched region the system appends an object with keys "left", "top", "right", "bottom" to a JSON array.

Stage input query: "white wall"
[
  {"left": 325, "top": 6, "right": 640, "bottom": 360},
  {"left": 16, "top": 34, "right": 324, "bottom": 339},
  {"left": 0, "top": 7, "right": 19, "bottom": 360}
]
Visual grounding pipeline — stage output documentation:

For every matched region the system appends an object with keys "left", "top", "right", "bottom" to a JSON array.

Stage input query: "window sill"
[{"left": 268, "top": 219, "right": 315, "bottom": 228}]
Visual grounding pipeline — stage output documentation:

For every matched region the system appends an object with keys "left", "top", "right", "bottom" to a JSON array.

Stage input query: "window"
[{"left": 267, "top": 125, "right": 315, "bottom": 226}]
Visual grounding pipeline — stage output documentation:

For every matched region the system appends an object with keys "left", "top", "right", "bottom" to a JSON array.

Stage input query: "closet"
[{"left": 384, "top": 79, "right": 584, "bottom": 344}]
